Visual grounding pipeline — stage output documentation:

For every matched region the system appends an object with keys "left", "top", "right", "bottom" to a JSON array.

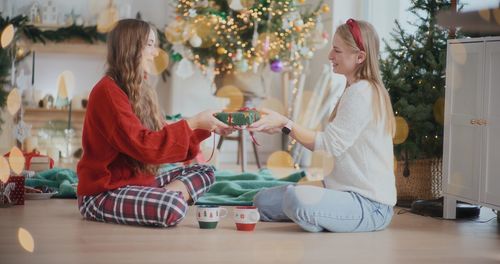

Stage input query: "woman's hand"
[
  {"left": 187, "top": 109, "right": 230, "bottom": 132},
  {"left": 213, "top": 127, "right": 236, "bottom": 136},
  {"left": 248, "top": 108, "right": 289, "bottom": 134}
]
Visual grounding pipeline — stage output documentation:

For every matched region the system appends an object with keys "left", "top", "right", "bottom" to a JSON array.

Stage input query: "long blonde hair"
[
  {"left": 335, "top": 20, "right": 395, "bottom": 136},
  {"left": 106, "top": 19, "right": 165, "bottom": 175}
]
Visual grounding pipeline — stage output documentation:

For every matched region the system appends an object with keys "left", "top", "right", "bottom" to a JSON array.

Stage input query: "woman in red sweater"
[{"left": 77, "top": 19, "right": 231, "bottom": 227}]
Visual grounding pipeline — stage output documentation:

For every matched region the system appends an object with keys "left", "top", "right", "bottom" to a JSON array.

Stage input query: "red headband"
[{"left": 346, "top": 19, "right": 365, "bottom": 51}]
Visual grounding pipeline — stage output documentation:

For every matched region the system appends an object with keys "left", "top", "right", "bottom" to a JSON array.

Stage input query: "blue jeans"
[{"left": 253, "top": 185, "right": 393, "bottom": 233}]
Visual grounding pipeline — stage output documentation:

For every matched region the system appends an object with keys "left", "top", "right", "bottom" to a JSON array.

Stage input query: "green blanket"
[
  {"left": 25, "top": 166, "right": 304, "bottom": 204},
  {"left": 25, "top": 168, "right": 78, "bottom": 198},
  {"left": 196, "top": 169, "right": 304, "bottom": 206}
]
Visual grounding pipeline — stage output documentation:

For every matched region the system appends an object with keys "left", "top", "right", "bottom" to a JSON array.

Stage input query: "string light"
[{"left": 175, "top": 0, "right": 324, "bottom": 75}]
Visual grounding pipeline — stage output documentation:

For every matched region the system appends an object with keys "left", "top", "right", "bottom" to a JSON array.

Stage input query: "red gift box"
[
  {"left": 3, "top": 151, "right": 54, "bottom": 172},
  {"left": 1, "top": 175, "right": 25, "bottom": 205}
]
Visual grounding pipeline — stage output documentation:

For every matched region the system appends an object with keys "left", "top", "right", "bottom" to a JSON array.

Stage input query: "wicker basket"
[{"left": 395, "top": 158, "right": 443, "bottom": 203}]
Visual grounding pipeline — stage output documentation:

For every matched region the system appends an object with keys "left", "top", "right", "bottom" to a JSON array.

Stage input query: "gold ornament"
[
  {"left": 165, "top": 19, "right": 192, "bottom": 44},
  {"left": 321, "top": 4, "right": 330, "bottom": 13},
  {"left": 393, "top": 116, "right": 409, "bottom": 145},
  {"left": 1, "top": 24, "right": 15, "bottom": 48},
  {"left": 433, "top": 97, "right": 445, "bottom": 126},
  {"left": 297, "top": 0, "right": 305, "bottom": 4},
  {"left": 256, "top": 33, "right": 280, "bottom": 59},
  {"left": 193, "top": 15, "right": 218, "bottom": 48},
  {"left": 217, "top": 47, "right": 227, "bottom": 55}
]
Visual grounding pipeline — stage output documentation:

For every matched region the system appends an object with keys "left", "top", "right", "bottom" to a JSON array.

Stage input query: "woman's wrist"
[{"left": 186, "top": 118, "right": 198, "bottom": 130}]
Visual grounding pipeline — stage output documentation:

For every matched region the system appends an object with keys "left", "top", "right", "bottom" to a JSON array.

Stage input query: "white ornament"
[
  {"left": 176, "top": 58, "right": 194, "bottom": 79},
  {"left": 189, "top": 34, "right": 202, "bottom": 47},
  {"left": 300, "top": 46, "right": 310, "bottom": 56},
  {"left": 235, "top": 49, "right": 243, "bottom": 61},
  {"left": 75, "top": 17, "right": 84, "bottom": 26},
  {"left": 294, "top": 19, "right": 304, "bottom": 27},
  {"left": 171, "top": 44, "right": 185, "bottom": 55},
  {"left": 236, "top": 59, "right": 249, "bottom": 72},
  {"left": 13, "top": 120, "right": 31, "bottom": 143},
  {"left": 229, "top": 0, "right": 244, "bottom": 11},
  {"left": 281, "top": 17, "right": 292, "bottom": 30},
  {"left": 188, "top": 9, "right": 197, "bottom": 17}
]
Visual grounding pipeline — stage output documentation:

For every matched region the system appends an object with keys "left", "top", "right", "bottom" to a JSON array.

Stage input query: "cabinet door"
[
  {"left": 443, "top": 42, "right": 484, "bottom": 201},
  {"left": 481, "top": 41, "right": 500, "bottom": 206}
]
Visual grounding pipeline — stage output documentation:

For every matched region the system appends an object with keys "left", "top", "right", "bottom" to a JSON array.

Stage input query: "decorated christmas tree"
[
  {"left": 167, "top": 0, "right": 330, "bottom": 78},
  {"left": 381, "top": 0, "right": 457, "bottom": 161}
]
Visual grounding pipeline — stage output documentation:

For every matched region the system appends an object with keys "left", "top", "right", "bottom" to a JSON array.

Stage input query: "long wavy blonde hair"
[
  {"left": 335, "top": 20, "right": 396, "bottom": 136},
  {"left": 106, "top": 19, "right": 164, "bottom": 175}
]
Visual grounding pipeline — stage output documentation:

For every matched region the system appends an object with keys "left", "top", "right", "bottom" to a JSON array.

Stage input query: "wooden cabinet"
[{"left": 443, "top": 37, "right": 500, "bottom": 218}]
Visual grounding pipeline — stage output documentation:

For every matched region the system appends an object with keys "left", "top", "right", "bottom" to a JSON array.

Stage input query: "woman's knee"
[
  {"left": 162, "top": 193, "right": 189, "bottom": 227},
  {"left": 282, "top": 186, "right": 325, "bottom": 232},
  {"left": 253, "top": 184, "right": 295, "bottom": 222},
  {"left": 203, "top": 165, "right": 216, "bottom": 185},
  {"left": 191, "top": 164, "right": 216, "bottom": 186},
  {"left": 282, "top": 186, "right": 304, "bottom": 220}
]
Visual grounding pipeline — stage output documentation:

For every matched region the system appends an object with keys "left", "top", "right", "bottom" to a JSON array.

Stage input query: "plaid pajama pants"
[{"left": 77, "top": 164, "right": 215, "bottom": 227}]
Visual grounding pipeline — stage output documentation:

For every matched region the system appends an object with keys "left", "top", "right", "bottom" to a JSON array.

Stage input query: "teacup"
[
  {"left": 233, "top": 206, "right": 260, "bottom": 231},
  {"left": 196, "top": 205, "right": 228, "bottom": 229}
]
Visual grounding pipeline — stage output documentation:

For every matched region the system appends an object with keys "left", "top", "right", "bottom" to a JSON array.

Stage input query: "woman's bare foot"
[{"left": 164, "top": 180, "right": 192, "bottom": 203}]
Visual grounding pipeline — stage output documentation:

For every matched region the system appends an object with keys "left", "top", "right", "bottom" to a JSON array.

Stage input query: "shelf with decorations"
[
  {"left": 23, "top": 106, "right": 86, "bottom": 161},
  {"left": 24, "top": 41, "right": 107, "bottom": 55}
]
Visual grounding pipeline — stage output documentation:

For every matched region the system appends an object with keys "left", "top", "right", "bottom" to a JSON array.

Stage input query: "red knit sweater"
[{"left": 77, "top": 76, "right": 211, "bottom": 196}]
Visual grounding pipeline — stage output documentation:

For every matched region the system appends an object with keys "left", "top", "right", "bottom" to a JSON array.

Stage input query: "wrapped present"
[
  {"left": 3, "top": 151, "right": 54, "bottom": 172},
  {"left": 1, "top": 175, "right": 25, "bottom": 205},
  {"left": 215, "top": 109, "right": 261, "bottom": 126}
]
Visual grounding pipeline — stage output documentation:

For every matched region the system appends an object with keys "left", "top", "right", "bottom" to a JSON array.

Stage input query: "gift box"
[
  {"left": 3, "top": 151, "right": 54, "bottom": 172},
  {"left": 1, "top": 175, "right": 25, "bottom": 205},
  {"left": 215, "top": 109, "right": 261, "bottom": 126}
]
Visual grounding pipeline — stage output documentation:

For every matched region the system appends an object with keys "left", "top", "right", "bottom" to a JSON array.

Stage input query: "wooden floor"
[
  {"left": 0, "top": 198, "right": 499, "bottom": 264},
  {"left": 1, "top": 163, "right": 500, "bottom": 263}
]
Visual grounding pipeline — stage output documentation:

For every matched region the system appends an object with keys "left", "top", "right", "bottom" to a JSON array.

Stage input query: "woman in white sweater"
[{"left": 250, "top": 19, "right": 396, "bottom": 232}]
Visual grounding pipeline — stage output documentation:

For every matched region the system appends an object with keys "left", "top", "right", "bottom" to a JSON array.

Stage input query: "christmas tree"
[
  {"left": 168, "top": 0, "right": 330, "bottom": 77},
  {"left": 381, "top": 0, "right": 457, "bottom": 161}
]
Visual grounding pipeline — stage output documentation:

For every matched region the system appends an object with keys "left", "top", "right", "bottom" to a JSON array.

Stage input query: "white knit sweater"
[{"left": 314, "top": 80, "right": 396, "bottom": 206}]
